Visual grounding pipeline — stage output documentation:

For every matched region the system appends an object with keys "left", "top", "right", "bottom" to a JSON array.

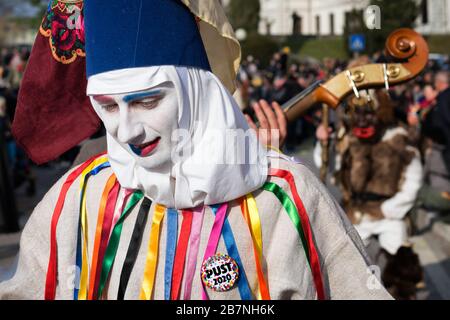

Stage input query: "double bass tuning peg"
[
  {"left": 383, "top": 63, "right": 389, "bottom": 90},
  {"left": 346, "top": 70, "right": 360, "bottom": 99}
]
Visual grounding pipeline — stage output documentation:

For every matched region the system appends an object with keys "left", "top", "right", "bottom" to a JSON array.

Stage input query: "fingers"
[
  {"left": 251, "top": 100, "right": 288, "bottom": 148},
  {"left": 244, "top": 114, "right": 258, "bottom": 131},
  {"left": 316, "top": 124, "right": 327, "bottom": 141},
  {"left": 252, "top": 101, "right": 269, "bottom": 130},
  {"left": 271, "top": 101, "right": 287, "bottom": 140},
  {"left": 316, "top": 124, "right": 333, "bottom": 141},
  {"left": 259, "top": 99, "right": 279, "bottom": 131}
]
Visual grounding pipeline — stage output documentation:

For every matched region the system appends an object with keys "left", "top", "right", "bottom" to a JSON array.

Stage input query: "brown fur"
[
  {"left": 382, "top": 246, "right": 424, "bottom": 300},
  {"left": 340, "top": 130, "right": 416, "bottom": 221},
  {"left": 374, "top": 90, "right": 396, "bottom": 126}
]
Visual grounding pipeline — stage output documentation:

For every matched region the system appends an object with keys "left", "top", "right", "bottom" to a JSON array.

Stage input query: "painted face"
[
  {"left": 350, "top": 104, "right": 379, "bottom": 139},
  {"left": 90, "top": 81, "right": 178, "bottom": 169}
]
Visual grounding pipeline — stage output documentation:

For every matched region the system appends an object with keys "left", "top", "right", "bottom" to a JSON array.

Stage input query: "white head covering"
[{"left": 87, "top": 66, "right": 268, "bottom": 209}]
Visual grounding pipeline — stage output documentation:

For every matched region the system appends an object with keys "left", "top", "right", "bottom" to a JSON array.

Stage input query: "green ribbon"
[
  {"left": 262, "top": 182, "right": 310, "bottom": 265},
  {"left": 97, "top": 190, "right": 144, "bottom": 298}
]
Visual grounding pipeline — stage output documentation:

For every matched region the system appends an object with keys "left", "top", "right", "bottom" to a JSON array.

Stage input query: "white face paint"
[
  {"left": 90, "top": 81, "right": 178, "bottom": 170},
  {"left": 87, "top": 66, "right": 267, "bottom": 209}
]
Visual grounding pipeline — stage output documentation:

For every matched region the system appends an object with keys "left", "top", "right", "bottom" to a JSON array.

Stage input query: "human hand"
[
  {"left": 245, "top": 99, "right": 287, "bottom": 149},
  {"left": 316, "top": 124, "right": 332, "bottom": 142}
]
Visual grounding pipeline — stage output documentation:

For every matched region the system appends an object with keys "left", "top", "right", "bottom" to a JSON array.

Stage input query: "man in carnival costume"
[
  {"left": 314, "top": 88, "right": 424, "bottom": 300},
  {"left": 0, "top": 0, "right": 391, "bottom": 300}
]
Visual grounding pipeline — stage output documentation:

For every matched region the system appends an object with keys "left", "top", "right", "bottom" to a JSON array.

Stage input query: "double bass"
[
  {"left": 281, "top": 28, "right": 429, "bottom": 122},
  {"left": 279, "top": 28, "right": 429, "bottom": 181}
]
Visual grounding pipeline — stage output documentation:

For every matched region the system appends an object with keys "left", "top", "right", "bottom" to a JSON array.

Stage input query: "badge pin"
[{"left": 201, "top": 253, "right": 239, "bottom": 292}]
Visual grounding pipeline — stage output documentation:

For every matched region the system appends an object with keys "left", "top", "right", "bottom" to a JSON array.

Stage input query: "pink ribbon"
[
  {"left": 109, "top": 189, "right": 133, "bottom": 241},
  {"left": 201, "top": 203, "right": 228, "bottom": 300},
  {"left": 183, "top": 206, "right": 205, "bottom": 300}
]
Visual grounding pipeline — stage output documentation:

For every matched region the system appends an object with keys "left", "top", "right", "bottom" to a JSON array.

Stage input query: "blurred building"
[
  {"left": 415, "top": 0, "right": 450, "bottom": 34},
  {"left": 0, "top": 22, "right": 36, "bottom": 47},
  {"left": 259, "top": 0, "right": 365, "bottom": 36},
  {"left": 0, "top": 0, "right": 40, "bottom": 47},
  {"left": 257, "top": 0, "right": 450, "bottom": 36}
]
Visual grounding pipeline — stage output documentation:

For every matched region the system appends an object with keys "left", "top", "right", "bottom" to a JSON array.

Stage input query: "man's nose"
[{"left": 117, "top": 108, "right": 145, "bottom": 144}]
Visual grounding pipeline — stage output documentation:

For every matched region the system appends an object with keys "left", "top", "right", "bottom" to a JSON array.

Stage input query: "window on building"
[
  {"left": 292, "top": 11, "right": 302, "bottom": 35},
  {"left": 345, "top": 10, "right": 363, "bottom": 32},
  {"left": 330, "top": 13, "right": 335, "bottom": 35},
  {"left": 298, "top": 16, "right": 303, "bottom": 35},
  {"left": 316, "top": 15, "right": 320, "bottom": 35},
  {"left": 421, "top": 0, "right": 428, "bottom": 24},
  {"left": 345, "top": 11, "right": 351, "bottom": 31}
]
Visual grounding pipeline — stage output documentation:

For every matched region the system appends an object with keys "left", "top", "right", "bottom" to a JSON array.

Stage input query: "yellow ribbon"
[
  {"left": 139, "top": 204, "right": 166, "bottom": 300},
  {"left": 78, "top": 155, "right": 108, "bottom": 300},
  {"left": 241, "top": 193, "right": 270, "bottom": 300},
  {"left": 267, "top": 145, "right": 283, "bottom": 154}
]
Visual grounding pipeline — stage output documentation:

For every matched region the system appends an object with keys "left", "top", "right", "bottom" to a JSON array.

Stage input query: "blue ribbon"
[
  {"left": 164, "top": 208, "right": 178, "bottom": 300},
  {"left": 210, "top": 205, "right": 253, "bottom": 300}
]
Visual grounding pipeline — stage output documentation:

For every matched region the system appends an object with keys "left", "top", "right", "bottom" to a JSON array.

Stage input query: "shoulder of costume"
[
  {"left": 242, "top": 148, "right": 328, "bottom": 300},
  {"left": 248, "top": 147, "right": 326, "bottom": 223},
  {"left": 52, "top": 152, "right": 114, "bottom": 202},
  {"left": 264, "top": 148, "right": 319, "bottom": 191},
  {"left": 253, "top": 147, "right": 346, "bottom": 232},
  {"left": 382, "top": 125, "right": 409, "bottom": 141},
  {"left": 382, "top": 126, "right": 420, "bottom": 153},
  {"left": 73, "top": 151, "right": 113, "bottom": 181}
]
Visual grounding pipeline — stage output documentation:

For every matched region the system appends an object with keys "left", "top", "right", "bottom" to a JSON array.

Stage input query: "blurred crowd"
[
  {"left": 0, "top": 47, "right": 35, "bottom": 199},
  {"left": 1, "top": 44, "right": 450, "bottom": 234},
  {"left": 236, "top": 48, "right": 449, "bottom": 149},
  {"left": 234, "top": 48, "right": 450, "bottom": 299},
  {"left": 235, "top": 48, "right": 348, "bottom": 150},
  {"left": 235, "top": 47, "right": 450, "bottom": 215}
]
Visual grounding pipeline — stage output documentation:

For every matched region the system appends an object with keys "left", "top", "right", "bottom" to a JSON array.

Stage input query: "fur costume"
[
  {"left": 340, "top": 127, "right": 417, "bottom": 224},
  {"left": 314, "top": 89, "right": 425, "bottom": 299}
]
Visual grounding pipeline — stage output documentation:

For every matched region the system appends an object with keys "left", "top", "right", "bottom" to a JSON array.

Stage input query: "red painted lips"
[{"left": 130, "top": 137, "right": 161, "bottom": 157}]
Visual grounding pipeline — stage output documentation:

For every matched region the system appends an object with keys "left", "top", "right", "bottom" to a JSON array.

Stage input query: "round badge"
[{"left": 201, "top": 253, "right": 239, "bottom": 292}]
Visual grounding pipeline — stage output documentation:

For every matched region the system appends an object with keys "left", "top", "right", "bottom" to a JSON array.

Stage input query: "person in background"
[
  {"left": 418, "top": 71, "right": 450, "bottom": 215},
  {"left": 314, "top": 89, "right": 424, "bottom": 300},
  {"left": 0, "top": 96, "right": 19, "bottom": 232}
]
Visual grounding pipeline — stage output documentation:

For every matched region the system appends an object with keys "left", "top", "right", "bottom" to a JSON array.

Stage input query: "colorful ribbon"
[
  {"left": 75, "top": 156, "right": 110, "bottom": 300},
  {"left": 88, "top": 174, "right": 118, "bottom": 300},
  {"left": 109, "top": 189, "right": 133, "bottom": 241},
  {"left": 91, "top": 181, "right": 121, "bottom": 299},
  {"left": 240, "top": 194, "right": 270, "bottom": 300},
  {"left": 118, "top": 197, "right": 152, "bottom": 300},
  {"left": 200, "top": 203, "right": 228, "bottom": 300},
  {"left": 139, "top": 204, "right": 166, "bottom": 300},
  {"left": 268, "top": 168, "right": 325, "bottom": 299},
  {"left": 212, "top": 204, "right": 253, "bottom": 300},
  {"left": 170, "top": 210, "right": 193, "bottom": 300},
  {"left": 45, "top": 152, "right": 106, "bottom": 300},
  {"left": 164, "top": 209, "right": 178, "bottom": 300},
  {"left": 97, "top": 190, "right": 144, "bottom": 298},
  {"left": 263, "top": 177, "right": 325, "bottom": 300},
  {"left": 183, "top": 206, "right": 205, "bottom": 300}
]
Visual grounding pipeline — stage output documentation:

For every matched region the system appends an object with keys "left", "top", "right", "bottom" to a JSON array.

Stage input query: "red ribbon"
[
  {"left": 90, "top": 180, "right": 120, "bottom": 299},
  {"left": 171, "top": 210, "right": 193, "bottom": 300},
  {"left": 268, "top": 168, "right": 326, "bottom": 300},
  {"left": 45, "top": 152, "right": 106, "bottom": 300}
]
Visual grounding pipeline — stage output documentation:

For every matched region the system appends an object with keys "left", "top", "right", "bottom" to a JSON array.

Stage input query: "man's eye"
[
  {"left": 131, "top": 96, "right": 162, "bottom": 109},
  {"left": 101, "top": 104, "right": 119, "bottom": 112}
]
